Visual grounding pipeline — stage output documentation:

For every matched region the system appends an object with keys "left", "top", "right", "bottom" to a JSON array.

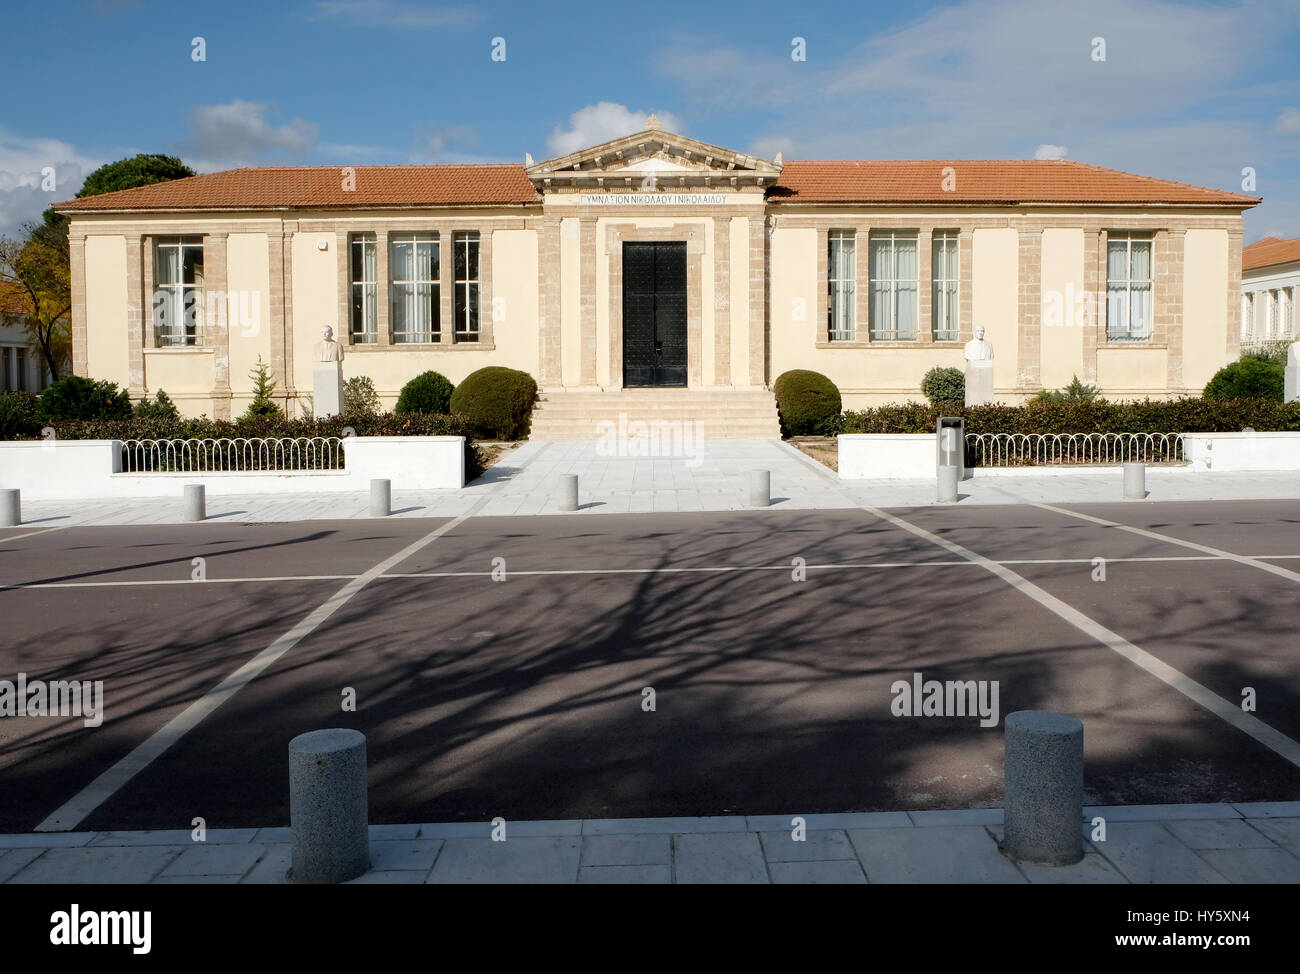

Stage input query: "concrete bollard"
[
  {"left": 0, "top": 489, "right": 19, "bottom": 527},
  {"left": 289, "top": 728, "right": 370, "bottom": 884},
  {"left": 937, "top": 464, "right": 960, "bottom": 503},
  {"left": 183, "top": 484, "right": 205, "bottom": 522},
  {"left": 1001, "top": 710, "right": 1084, "bottom": 865},
  {"left": 559, "top": 473, "right": 579, "bottom": 512},
  {"left": 370, "top": 478, "right": 391, "bottom": 518},
  {"left": 749, "top": 469, "right": 770, "bottom": 508},
  {"left": 1123, "top": 462, "right": 1146, "bottom": 500}
]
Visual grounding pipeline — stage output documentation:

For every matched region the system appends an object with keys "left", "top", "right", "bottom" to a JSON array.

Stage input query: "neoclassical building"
[
  {"left": 1241, "top": 235, "right": 1299, "bottom": 352},
  {"left": 56, "top": 119, "right": 1257, "bottom": 435}
]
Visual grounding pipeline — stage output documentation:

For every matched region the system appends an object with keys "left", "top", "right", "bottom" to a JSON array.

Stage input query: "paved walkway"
[
  {"left": 10, "top": 440, "right": 1300, "bottom": 527},
  {"left": 3, "top": 802, "right": 1298, "bottom": 883}
]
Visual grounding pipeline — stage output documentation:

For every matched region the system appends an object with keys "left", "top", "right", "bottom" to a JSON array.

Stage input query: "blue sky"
[{"left": 3, "top": 0, "right": 1299, "bottom": 240}]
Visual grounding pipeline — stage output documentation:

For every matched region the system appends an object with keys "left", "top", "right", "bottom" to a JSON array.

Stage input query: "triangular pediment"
[{"left": 527, "top": 122, "right": 781, "bottom": 192}]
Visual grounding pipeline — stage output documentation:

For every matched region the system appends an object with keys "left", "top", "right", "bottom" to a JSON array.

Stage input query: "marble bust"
[
  {"left": 964, "top": 325, "right": 994, "bottom": 368},
  {"left": 313, "top": 326, "right": 345, "bottom": 363}
]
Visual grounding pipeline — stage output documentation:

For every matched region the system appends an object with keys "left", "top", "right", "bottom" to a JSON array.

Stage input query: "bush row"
[{"left": 837, "top": 398, "right": 1300, "bottom": 435}]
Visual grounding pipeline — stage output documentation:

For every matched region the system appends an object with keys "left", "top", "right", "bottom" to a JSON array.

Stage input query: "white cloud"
[
  {"left": 309, "top": 1, "right": 480, "bottom": 28},
  {"left": 0, "top": 129, "right": 101, "bottom": 238},
  {"left": 749, "top": 135, "right": 795, "bottom": 161},
  {"left": 1275, "top": 107, "right": 1300, "bottom": 134},
  {"left": 1034, "top": 144, "right": 1068, "bottom": 160},
  {"left": 545, "top": 103, "right": 684, "bottom": 157},
  {"left": 184, "top": 101, "right": 318, "bottom": 169},
  {"left": 409, "top": 125, "right": 480, "bottom": 161}
]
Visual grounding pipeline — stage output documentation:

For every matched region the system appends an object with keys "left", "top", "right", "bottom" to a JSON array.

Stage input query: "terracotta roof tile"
[
  {"left": 0, "top": 281, "right": 34, "bottom": 317},
  {"left": 54, "top": 164, "right": 540, "bottom": 212},
  {"left": 769, "top": 159, "right": 1258, "bottom": 206},
  {"left": 1243, "top": 235, "right": 1300, "bottom": 271}
]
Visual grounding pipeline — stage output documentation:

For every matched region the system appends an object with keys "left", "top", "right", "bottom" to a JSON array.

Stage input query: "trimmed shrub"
[
  {"left": 1204, "top": 358, "right": 1284, "bottom": 401},
  {"left": 134, "top": 390, "right": 180, "bottom": 420},
  {"left": 920, "top": 366, "right": 965, "bottom": 405},
  {"left": 343, "top": 376, "right": 381, "bottom": 418},
  {"left": 773, "top": 369, "right": 842, "bottom": 436},
  {"left": 395, "top": 371, "right": 454, "bottom": 414},
  {"left": 447, "top": 367, "right": 537, "bottom": 440},
  {"left": 38, "top": 375, "right": 132, "bottom": 421},
  {"left": 0, "top": 391, "right": 42, "bottom": 439},
  {"left": 838, "top": 398, "right": 1300, "bottom": 435}
]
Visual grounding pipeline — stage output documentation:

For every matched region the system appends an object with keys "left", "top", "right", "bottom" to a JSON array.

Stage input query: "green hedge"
[
  {"left": 448, "top": 367, "right": 538, "bottom": 440},
  {"left": 773, "top": 369, "right": 842, "bottom": 436},
  {"left": 395, "top": 371, "right": 454, "bottom": 414},
  {"left": 0, "top": 409, "right": 485, "bottom": 481},
  {"left": 837, "top": 398, "right": 1300, "bottom": 435},
  {"left": 1204, "top": 358, "right": 1284, "bottom": 401}
]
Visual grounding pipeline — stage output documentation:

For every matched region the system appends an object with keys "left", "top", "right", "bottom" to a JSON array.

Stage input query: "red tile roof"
[
  {"left": 1243, "top": 235, "right": 1300, "bottom": 271},
  {"left": 51, "top": 159, "right": 1258, "bottom": 212},
  {"left": 770, "top": 160, "right": 1258, "bottom": 206},
  {"left": 53, "top": 165, "right": 540, "bottom": 212},
  {"left": 0, "top": 281, "right": 34, "bottom": 317}
]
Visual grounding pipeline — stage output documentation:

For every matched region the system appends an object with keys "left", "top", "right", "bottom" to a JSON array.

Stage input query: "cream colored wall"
[
  {"left": 729, "top": 217, "right": 749, "bottom": 387},
  {"left": 972, "top": 228, "right": 1019, "bottom": 395},
  {"left": 292, "top": 231, "right": 336, "bottom": 396},
  {"left": 1183, "top": 228, "right": 1230, "bottom": 392},
  {"left": 769, "top": 225, "right": 818, "bottom": 373},
  {"left": 490, "top": 228, "right": 539, "bottom": 377},
  {"left": 560, "top": 217, "right": 580, "bottom": 386},
  {"left": 143, "top": 350, "right": 213, "bottom": 417},
  {"left": 225, "top": 233, "right": 272, "bottom": 407},
  {"left": 1039, "top": 228, "right": 1086, "bottom": 390},
  {"left": 1097, "top": 347, "right": 1168, "bottom": 392},
  {"left": 84, "top": 235, "right": 128, "bottom": 388}
]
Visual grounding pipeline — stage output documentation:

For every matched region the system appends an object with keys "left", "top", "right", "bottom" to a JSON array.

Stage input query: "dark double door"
[{"left": 623, "top": 242, "right": 687, "bottom": 387}]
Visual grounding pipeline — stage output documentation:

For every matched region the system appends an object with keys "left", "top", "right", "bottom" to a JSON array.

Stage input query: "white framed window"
[
  {"left": 349, "top": 234, "right": 377, "bottom": 343},
  {"left": 153, "top": 236, "right": 204, "bottom": 346},
  {"left": 453, "top": 231, "right": 480, "bottom": 343},
  {"left": 1106, "top": 233, "right": 1152, "bottom": 341},
  {"left": 827, "top": 230, "right": 856, "bottom": 341},
  {"left": 932, "top": 230, "right": 959, "bottom": 341},
  {"left": 868, "top": 230, "right": 918, "bottom": 340},
  {"left": 389, "top": 232, "right": 439, "bottom": 343}
]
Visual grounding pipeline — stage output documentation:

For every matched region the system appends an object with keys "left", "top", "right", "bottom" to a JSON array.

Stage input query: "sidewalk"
[
  {"left": 3, "top": 802, "right": 1298, "bottom": 883},
  {"left": 9, "top": 439, "right": 1300, "bottom": 528}
]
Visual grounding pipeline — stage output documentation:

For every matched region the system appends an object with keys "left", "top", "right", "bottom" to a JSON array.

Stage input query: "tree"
[
  {"left": 0, "top": 154, "right": 197, "bottom": 381},
  {"left": 240, "top": 357, "right": 282, "bottom": 421}
]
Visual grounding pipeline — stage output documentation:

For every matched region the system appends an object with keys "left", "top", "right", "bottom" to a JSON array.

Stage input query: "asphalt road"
[{"left": 2, "top": 500, "right": 1299, "bottom": 833}]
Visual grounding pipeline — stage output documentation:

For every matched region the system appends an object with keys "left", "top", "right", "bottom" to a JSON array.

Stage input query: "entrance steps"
[{"left": 528, "top": 388, "right": 781, "bottom": 441}]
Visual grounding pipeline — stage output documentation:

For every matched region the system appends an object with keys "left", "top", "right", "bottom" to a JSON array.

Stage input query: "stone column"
[
  {"left": 579, "top": 217, "right": 597, "bottom": 385},
  {"left": 282, "top": 223, "right": 298, "bottom": 408},
  {"left": 266, "top": 229, "right": 289, "bottom": 409},
  {"left": 958, "top": 228, "right": 973, "bottom": 342},
  {"left": 1082, "top": 228, "right": 1103, "bottom": 384},
  {"left": 439, "top": 230, "right": 454, "bottom": 345},
  {"left": 713, "top": 218, "right": 731, "bottom": 384},
  {"left": 748, "top": 215, "right": 766, "bottom": 386},
  {"left": 1017, "top": 226, "right": 1043, "bottom": 393},
  {"left": 479, "top": 228, "right": 494, "bottom": 346},
  {"left": 815, "top": 226, "right": 829, "bottom": 344},
  {"left": 917, "top": 227, "right": 934, "bottom": 342},
  {"left": 1226, "top": 229, "right": 1243, "bottom": 362},
  {"left": 538, "top": 216, "right": 562, "bottom": 386},
  {"left": 124, "top": 233, "right": 145, "bottom": 399},
  {"left": 375, "top": 229, "right": 390, "bottom": 345},
  {"left": 855, "top": 227, "right": 871, "bottom": 341},
  {"left": 205, "top": 232, "right": 232, "bottom": 420},
  {"left": 69, "top": 232, "right": 88, "bottom": 377},
  {"left": 335, "top": 229, "right": 351, "bottom": 344}
]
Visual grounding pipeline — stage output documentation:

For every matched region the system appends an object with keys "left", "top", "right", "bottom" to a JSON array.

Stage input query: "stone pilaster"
[
  {"left": 538, "top": 216, "right": 562, "bottom": 386},
  {"left": 479, "top": 228, "right": 494, "bottom": 346},
  {"left": 1226, "top": 228, "right": 1243, "bottom": 362},
  {"left": 336, "top": 230, "right": 351, "bottom": 343},
  {"left": 1082, "top": 229, "right": 1102, "bottom": 384},
  {"left": 855, "top": 228, "right": 871, "bottom": 340},
  {"left": 1016, "top": 227, "right": 1043, "bottom": 391},
  {"left": 815, "top": 226, "right": 829, "bottom": 343},
  {"left": 375, "top": 229, "right": 390, "bottom": 345},
  {"left": 748, "top": 216, "right": 766, "bottom": 386},
  {"left": 266, "top": 230, "right": 289, "bottom": 408},
  {"left": 958, "top": 228, "right": 973, "bottom": 341},
  {"left": 125, "top": 232, "right": 145, "bottom": 398},
  {"left": 1163, "top": 229, "right": 1186, "bottom": 393},
  {"left": 917, "top": 227, "right": 933, "bottom": 342},
  {"left": 281, "top": 224, "right": 297, "bottom": 402},
  {"left": 69, "top": 232, "right": 88, "bottom": 377},
  {"left": 204, "top": 232, "right": 232, "bottom": 420},
  {"left": 713, "top": 220, "right": 731, "bottom": 385},
  {"left": 439, "top": 231, "right": 453, "bottom": 345},
  {"left": 579, "top": 217, "right": 597, "bottom": 385}
]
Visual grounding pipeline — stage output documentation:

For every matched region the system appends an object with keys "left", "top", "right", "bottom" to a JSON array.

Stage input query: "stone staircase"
[{"left": 527, "top": 388, "right": 781, "bottom": 441}]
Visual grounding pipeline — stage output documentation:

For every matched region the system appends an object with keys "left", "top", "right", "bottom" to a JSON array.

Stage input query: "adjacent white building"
[
  {"left": 1241, "top": 236, "right": 1300, "bottom": 352},
  {"left": 0, "top": 286, "right": 53, "bottom": 393}
]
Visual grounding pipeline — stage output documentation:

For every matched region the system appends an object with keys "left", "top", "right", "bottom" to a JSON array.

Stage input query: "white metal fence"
[
  {"left": 966, "top": 432, "right": 1185, "bottom": 467},
  {"left": 120, "top": 437, "right": 347, "bottom": 473}
]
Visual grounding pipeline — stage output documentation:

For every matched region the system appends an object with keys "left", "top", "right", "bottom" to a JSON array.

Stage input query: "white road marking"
[
  {"left": 1034, "top": 502, "right": 1300, "bottom": 585},
  {"left": 35, "top": 511, "right": 483, "bottom": 832},
  {"left": 0, "top": 526, "right": 68, "bottom": 543},
  {"left": 859, "top": 503, "right": 1300, "bottom": 770}
]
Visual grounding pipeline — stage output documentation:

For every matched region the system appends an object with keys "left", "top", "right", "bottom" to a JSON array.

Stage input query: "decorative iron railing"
[
  {"left": 966, "top": 432, "right": 1184, "bottom": 467},
  {"left": 120, "top": 437, "right": 347, "bottom": 473}
]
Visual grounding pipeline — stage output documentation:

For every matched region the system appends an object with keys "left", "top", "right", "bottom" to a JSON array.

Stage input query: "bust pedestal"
[
  {"left": 965, "top": 364, "right": 994, "bottom": 407},
  {"left": 1286, "top": 342, "right": 1300, "bottom": 403},
  {"left": 313, "top": 362, "right": 344, "bottom": 419}
]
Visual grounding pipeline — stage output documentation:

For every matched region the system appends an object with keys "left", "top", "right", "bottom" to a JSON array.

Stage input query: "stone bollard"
[
  {"left": 370, "top": 479, "right": 391, "bottom": 518},
  {"left": 937, "top": 464, "right": 960, "bottom": 503},
  {"left": 289, "top": 728, "right": 370, "bottom": 884},
  {"left": 1001, "top": 710, "right": 1084, "bottom": 865},
  {"left": 183, "top": 484, "right": 206, "bottom": 522},
  {"left": 1123, "top": 462, "right": 1145, "bottom": 500},
  {"left": 559, "top": 474, "right": 579, "bottom": 512},
  {"left": 0, "top": 489, "right": 19, "bottom": 527},
  {"left": 749, "top": 469, "right": 770, "bottom": 508}
]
